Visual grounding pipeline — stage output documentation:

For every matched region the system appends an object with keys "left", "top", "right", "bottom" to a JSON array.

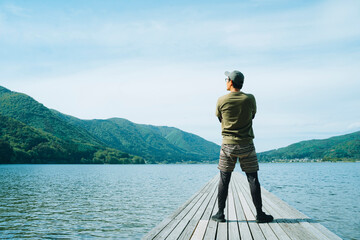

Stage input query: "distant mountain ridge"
[
  {"left": 52, "top": 110, "right": 220, "bottom": 163},
  {"left": 0, "top": 86, "right": 143, "bottom": 164},
  {"left": 0, "top": 113, "right": 136, "bottom": 164},
  {"left": 2, "top": 85, "right": 357, "bottom": 164},
  {"left": 0, "top": 85, "right": 220, "bottom": 164},
  {"left": 258, "top": 131, "right": 360, "bottom": 162}
]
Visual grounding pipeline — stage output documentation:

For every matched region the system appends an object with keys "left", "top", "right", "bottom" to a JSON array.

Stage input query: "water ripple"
[{"left": 0, "top": 163, "right": 358, "bottom": 239}]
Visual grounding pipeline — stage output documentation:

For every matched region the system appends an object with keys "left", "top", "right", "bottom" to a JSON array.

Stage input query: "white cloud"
[
  {"left": 347, "top": 122, "right": 360, "bottom": 131},
  {"left": 222, "top": 1, "right": 360, "bottom": 52},
  {"left": 2, "top": 3, "right": 29, "bottom": 17},
  {"left": 2, "top": 1, "right": 358, "bottom": 51},
  {"left": 6, "top": 55, "right": 359, "bottom": 152},
  {"left": 1, "top": 0, "right": 360, "bottom": 152}
]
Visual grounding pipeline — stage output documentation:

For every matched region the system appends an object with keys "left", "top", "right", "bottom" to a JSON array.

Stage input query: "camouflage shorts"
[{"left": 218, "top": 143, "right": 259, "bottom": 173}]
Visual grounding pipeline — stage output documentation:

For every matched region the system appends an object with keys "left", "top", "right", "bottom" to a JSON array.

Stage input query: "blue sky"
[{"left": 1, "top": 0, "right": 360, "bottom": 152}]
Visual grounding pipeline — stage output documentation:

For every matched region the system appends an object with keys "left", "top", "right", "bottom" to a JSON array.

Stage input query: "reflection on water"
[{"left": 0, "top": 163, "right": 359, "bottom": 239}]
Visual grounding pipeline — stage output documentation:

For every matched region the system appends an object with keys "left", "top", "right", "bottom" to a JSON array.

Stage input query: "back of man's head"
[{"left": 225, "top": 70, "right": 244, "bottom": 89}]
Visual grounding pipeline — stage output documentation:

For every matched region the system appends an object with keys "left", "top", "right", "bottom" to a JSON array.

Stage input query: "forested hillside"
[
  {"left": 52, "top": 111, "right": 220, "bottom": 163},
  {"left": 5, "top": 85, "right": 357, "bottom": 164},
  {"left": 0, "top": 86, "right": 219, "bottom": 164},
  {"left": 258, "top": 131, "right": 360, "bottom": 162},
  {"left": 0, "top": 113, "right": 143, "bottom": 164}
]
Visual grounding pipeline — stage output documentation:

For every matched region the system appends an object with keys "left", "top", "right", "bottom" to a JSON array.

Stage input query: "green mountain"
[
  {"left": 51, "top": 111, "right": 220, "bottom": 163},
  {"left": 0, "top": 86, "right": 102, "bottom": 145},
  {"left": 0, "top": 113, "right": 142, "bottom": 164},
  {"left": 0, "top": 85, "right": 220, "bottom": 164},
  {"left": 0, "top": 86, "right": 142, "bottom": 164},
  {"left": 258, "top": 131, "right": 360, "bottom": 162}
]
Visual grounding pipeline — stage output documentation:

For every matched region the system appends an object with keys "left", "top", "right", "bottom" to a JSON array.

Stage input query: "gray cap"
[{"left": 224, "top": 70, "right": 244, "bottom": 87}]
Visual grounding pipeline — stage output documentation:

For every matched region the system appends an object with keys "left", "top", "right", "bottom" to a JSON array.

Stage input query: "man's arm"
[
  {"left": 252, "top": 95, "right": 257, "bottom": 119},
  {"left": 216, "top": 99, "right": 222, "bottom": 122}
]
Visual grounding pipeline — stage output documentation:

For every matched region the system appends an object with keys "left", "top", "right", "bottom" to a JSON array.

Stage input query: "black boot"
[
  {"left": 211, "top": 210, "right": 226, "bottom": 222},
  {"left": 256, "top": 211, "right": 274, "bottom": 223}
]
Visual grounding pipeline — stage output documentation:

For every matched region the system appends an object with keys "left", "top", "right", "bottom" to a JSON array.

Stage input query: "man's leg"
[
  {"left": 213, "top": 144, "right": 237, "bottom": 222},
  {"left": 212, "top": 171, "right": 232, "bottom": 222},
  {"left": 246, "top": 171, "right": 273, "bottom": 223},
  {"left": 218, "top": 171, "right": 232, "bottom": 211},
  {"left": 245, "top": 172, "right": 262, "bottom": 213}
]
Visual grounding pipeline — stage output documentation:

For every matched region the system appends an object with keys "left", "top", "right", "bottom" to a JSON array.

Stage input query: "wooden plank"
[
  {"left": 261, "top": 188, "right": 340, "bottom": 240},
  {"left": 166, "top": 177, "right": 219, "bottom": 240},
  {"left": 235, "top": 172, "right": 315, "bottom": 240},
  {"left": 143, "top": 176, "right": 216, "bottom": 240},
  {"left": 155, "top": 199, "right": 202, "bottom": 239},
  {"left": 201, "top": 176, "right": 218, "bottom": 221},
  {"left": 216, "top": 222, "right": 227, "bottom": 240},
  {"left": 237, "top": 173, "right": 329, "bottom": 240},
  {"left": 262, "top": 201, "right": 321, "bottom": 240},
  {"left": 145, "top": 172, "right": 342, "bottom": 240},
  {"left": 257, "top": 188, "right": 303, "bottom": 240},
  {"left": 190, "top": 220, "right": 208, "bottom": 240},
  {"left": 178, "top": 177, "right": 218, "bottom": 240},
  {"left": 142, "top": 218, "right": 173, "bottom": 240},
  {"left": 310, "top": 223, "right": 342, "bottom": 240},
  {"left": 146, "top": 175, "right": 217, "bottom": 240},
  {"left": 231, "top": 179, "right": 253, "bottom": 240},
  {"left": 258, "top": 193, "right": 310, "bottom": 240},
  {"left": 227, "top": 189, "right": 241, "bottom": 240},
  {"left": 242, "top": 181, "right": 293, "bottom": 240},
  {"left": 232, "top": 178, "right": 265, "bottom": 240},
  {"left": 299, "top": 222, "right": 333, "bottom": 240},
  {"left": 203, "top": 191, "right": 219, "bottom": 240},
  {"left": 216, "top": 203, "right": 228, "bottom": 240},
  {"left": 233, "top": 172, "right": 339, "bottom": 239},
  {"left": 257, "top": 192, "right": 295, "bottom": 240},
  {"left": 233, "top": 173, "right": 280, "bottom": 240},
  {"left": 201, "top": 173, "right": 221, "bottom": 240},
  {"left": 267, "top": 221, "right": 292, "bottom": 240},
  {"left": 260, "top": 184, "right": 308, "bottom": 219},
  {"left": 152, "top": 219, "right": 181, "bottom": 240},
  {"left": 192, "top": 181, "right": 218, "bottom": 239},
  {"left": 177, "top": 219, "right": 197, "bottom": 240},
  {"left": 202, "top": 213, "right": 217, "bottom": 240}
]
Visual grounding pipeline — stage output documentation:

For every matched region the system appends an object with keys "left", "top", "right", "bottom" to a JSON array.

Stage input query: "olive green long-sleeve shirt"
[{"left": 216, "top": 91, "right": 256, "bottom": 145}]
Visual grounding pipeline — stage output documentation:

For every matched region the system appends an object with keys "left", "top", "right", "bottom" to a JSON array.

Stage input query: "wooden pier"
[{"left": 143, "top": 172, "right": 341, "bottom": 240}]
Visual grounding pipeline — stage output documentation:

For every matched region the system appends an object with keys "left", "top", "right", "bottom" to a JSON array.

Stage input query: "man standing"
[{"left": 211, "top": 70, "right": 274, "bottom": 223}]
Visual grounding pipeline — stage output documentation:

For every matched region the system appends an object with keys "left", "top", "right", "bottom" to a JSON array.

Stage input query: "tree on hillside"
[{"left": 0, "top": 139, "right": 13, "bottom": 163}]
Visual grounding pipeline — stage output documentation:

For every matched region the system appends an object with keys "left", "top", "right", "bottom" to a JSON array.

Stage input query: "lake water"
[{"left": 0, "top": 163, "right": 359, "bottom": 239}]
